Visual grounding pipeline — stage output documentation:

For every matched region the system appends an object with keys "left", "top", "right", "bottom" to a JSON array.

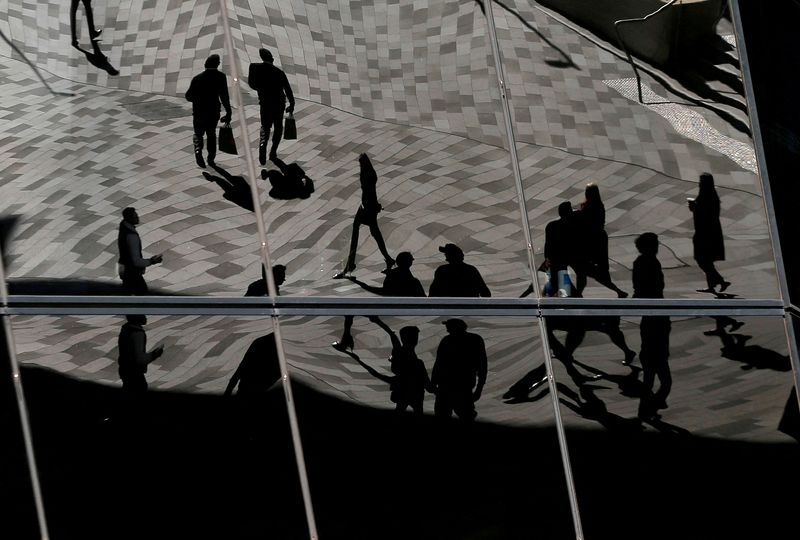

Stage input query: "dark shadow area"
[
  {"left": 263, "top": 157, "right": 314, "bottom": 200},
  {"left": 6, "top": 279, "right": 179, "bottom": 296},
  {"left": 6, "top": 365, "right": 798, "bottom": 540},
  {"left": 74, "top": 41, "right": 119, "bottom": 77},
  {"left": 205, "top": 163, "right": 255, "bottom": 212}
]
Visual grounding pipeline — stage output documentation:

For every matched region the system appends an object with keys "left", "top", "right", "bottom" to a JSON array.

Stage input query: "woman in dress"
[{"left": 689, "top": 173, "right": 730, "bottom": 293}]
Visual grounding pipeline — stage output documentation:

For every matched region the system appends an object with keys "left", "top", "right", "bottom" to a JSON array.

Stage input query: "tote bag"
[{"left": 218, "top": 122, "right": 237, "bottom": 155}]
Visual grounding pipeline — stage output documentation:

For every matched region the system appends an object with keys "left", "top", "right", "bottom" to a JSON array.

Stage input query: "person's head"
[
  {"left": 585, "top": 183, "right": 601, "bottom": 204},
  {"left": 635, "top": 232, "right": 659, "bottom": 256},
  {"left": 557, "top": 201, "right": 573, "bottom": 219},
  {"left": 259, "top": 48, "right": 274, "bottom": 63},
  {"left": 399, "top": 326, "right": 420, "bottom": 348},
  {"left": 358, "top": 153, "right": 373, "bottom": 169},
  {"left": 396, "top": 251, "right": 414, "bottom": 269},
  {"left": 205, "top": 54, "right": 221, "bottom": 69},
  {"left": 442, "top": 318, "right": 468, "bottom": 334},
  {"left": 272, "top": 264, "right": 286, "bottom": 286},
  {"left": 126, "top": 314, "right": 147, "bottom": 326},
  {"left": 439, "top": 243, "right": 464, "bottom": 264},
  {"left": 698, "top": 172, "right": 716, "bottom": 196},
  {"left": 122, "top": 207, "right": 139, "bottom": 225}
]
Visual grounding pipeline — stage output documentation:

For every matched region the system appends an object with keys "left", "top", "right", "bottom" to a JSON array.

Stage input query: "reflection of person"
[
  {"left": 632, "top": 233, "right": 671, "bottom": 421},
  {"left": 186, "top": 55, "right": 232, "bottom": 169},
  {"left": 225, "top": 334, "right": 282, "bottom": 399},
  {"left": 332, "top": 252, "right": 424, "bottom": 352},
  {"left": 117, "top": 315, "right": 164, "bottom": 394},
  {"left": 431, "top": 319, "right": 488, "bottom": 421},
  {"left": 574, "top": 184, "right": 628, "bottom": 298},
  {"left": 245, "top": 264, "right": 286, "bottom": 296},
  {"left": 117, "top": 207, "right": 162, "bottom": 295},
  {"left": 543, "top": 201, "right": 576, "bottom": 296},
  {"left": 248, "top": 48, "right": 295, "bottom": 165},
  {"left": 334, "top": 154, "right": 395, "bottom": 278},
  {"left": 429, "top": 244, "right": 490, "bottom": 297},
  {"left": 689, "top": 173, "right": 730, "bottom": 293},
  {"left": 70, "top": 0, "right": 102, "bottom": 49},
  {"left": 370, "top": 317, "right": 431, "bottom": 414}
]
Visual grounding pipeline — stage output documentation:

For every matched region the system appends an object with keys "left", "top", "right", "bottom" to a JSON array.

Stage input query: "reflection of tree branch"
[
  {"left": 474, "top": 0, "right": 578, "bottom": 69},
  {"left": 0, "top": 28, "right": 74, "bottom": 96}
]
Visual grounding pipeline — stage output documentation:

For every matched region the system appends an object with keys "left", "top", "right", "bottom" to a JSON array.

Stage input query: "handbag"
[
  {"left": 283, "top": 113, "right": 297, "bottom": 140},
  {"left": 218, "top": 122, "right": 237, "bottom": 155}
]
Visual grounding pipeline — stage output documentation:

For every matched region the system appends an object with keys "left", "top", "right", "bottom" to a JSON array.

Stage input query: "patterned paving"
[{"left": 1, "top": 1, "right": 794, "bottom": 440}]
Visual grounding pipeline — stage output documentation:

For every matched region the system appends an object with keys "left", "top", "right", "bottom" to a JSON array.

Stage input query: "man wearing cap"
[
  {"left": 431, "top": 319, "right": 488, "bottom": 421},
  {"left": 186, "top": 54, "right": 232, "bottom": 168},
  {"left": 248, "top": 48, "right": 295, "bottom": 165},
  {"left": 429, "top": 243, "right": 491, "bottom": 297}
]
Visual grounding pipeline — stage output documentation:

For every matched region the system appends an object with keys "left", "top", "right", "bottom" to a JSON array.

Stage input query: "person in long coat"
[{"left": 689, "top": 173, "right": 730, "bottom": 293}]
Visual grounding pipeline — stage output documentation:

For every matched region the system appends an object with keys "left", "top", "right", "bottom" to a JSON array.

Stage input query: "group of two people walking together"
[{"left": 186, "top": 49, "right": 294, "bottom": 169}]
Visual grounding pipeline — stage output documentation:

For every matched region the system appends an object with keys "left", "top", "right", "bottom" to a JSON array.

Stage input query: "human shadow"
[
  {"left": 705, "top": 318, "right": 791, "bottom": 372},
  {"left": 204, "top": 163, "right": 254, "bottom": 212},
  {"left": 778, "top": 388, "right": 800, "bottom": 442},
  {"left": 264, "top": 157, "right": 314, "bottom": 200},
  {"left": 474, "top": 0, "right": 578, "bottom": 69},
  {"left": 558, "top": 383, "right": 643, "bottom": 432},
  {"left": 74, "top": 40, "right": 119, "bottom": 76}
]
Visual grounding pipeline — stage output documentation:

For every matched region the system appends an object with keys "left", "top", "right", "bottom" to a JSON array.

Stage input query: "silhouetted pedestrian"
[
  {"left": 431, "top": 319, "right": 488, "bottom": 421},
  {"left": 333, "top": 154, "right": 394, "bottom": 278},
  {"left": 429, "top": 244, "right": 491, "bottom": 297},
  {"left": 332, "top": 252, "right": 424, "bottom": 352},
  {"left": 263, "top": 157, "right": 314, "bottom": 200},
  {"left": 117, "top": 208, "right": 162, "bottom": 295},
  {"left": 186, "top": 55, "right": 232, "bottom": 169},
  {"left": 248, "top": 48, "right": 295, "bottom": 165},
  {"left": 70, "top": 0, "right": 102, "bottom": 48},
  {"left": 370, "top": 317, "right": 431, "bottom": 413},
  {"left": 689, "top": 173, "right": 730, "bottom": 293},
  {"left": 632, "top": 232, "right": 671, "bottom": 421},
  {"left": 574, "top": 183, "right": 628, "bottom": 298},
  {"left": 117, "top": 315, "right": 164, "bottom": 394},
  {"left": 543, "top": 201, "right": 577, "bottom": 296},
  {"left": 245, "top": 264, "right": 286, "bottom": 296}
]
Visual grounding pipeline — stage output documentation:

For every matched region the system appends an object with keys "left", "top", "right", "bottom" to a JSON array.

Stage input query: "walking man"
[
  {"left": 117, "top": 207, "right": 162, "bottom": 295},
  {"left": 431, "top": 319, "right": 488, "bottom": 421},
  {"left": 186, "top": 54, "right": 232, "bottom": 168},
  {"left": 248, "top": 48, "right": 295, "bottom": 165}
]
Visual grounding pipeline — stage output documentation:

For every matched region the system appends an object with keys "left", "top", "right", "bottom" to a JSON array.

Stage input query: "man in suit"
[
  {"left": 248, "top": 48, "right": 295, "bottom": 165},
  {"left": 186, "top": 54, "right": 232, "bottom": 168}
]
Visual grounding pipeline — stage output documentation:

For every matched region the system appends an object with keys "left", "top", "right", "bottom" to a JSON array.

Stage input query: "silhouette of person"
[
  {"left": 332, "top": 252, "right": 424, "bottom": 352},
  {"left": 563, "top": 316, "right": 637, "bottom": 366},
  {"left": 689, "top": 173, "right": 730, "bottom": 293},
  {"left": 202, "top": 165, "right": 254, "bottom": 211},
  {"left": 429, "top": 244, "right": 491, "bottom": 297},
  {"left": 333, "top": 154, "right": 394, "bottom": 278},
  {"left": 369, "top": 317, "right": 432, "bottom": 414},
  {"left": 263, "top": 157, "right": 314, "bottom": 200},
  {"left": 543, "top": 201, "right": 577, "bottom": 296},
  {"left": 186, "top": 54, "right": 232, "bottom": 169},
  {"left": 245, "top": 264, "right": 286, "bottom": 296},
  {"left": 632, "top": 232, "right": 671, "bottom": 421},
  {"left": 573, "top": 184, "right": 628, "bottom": 298},
  {"left": 117, "top": 207, "right": 162, "bottom": 295},
  {"left": 76, "top": 38, "right": 119, "bottom": 76},
  {"left": 70, "top": 0, "right": 102, "bottom": 49},
  {"left": 248, "top": 48, "right": 295, "bottom": 165},
  {"left": 431, "top": 319, "right": 488, "bottom": 421},
  {"left": 225, "top": 333, "right": 283, "bottom": 434},
  {"left": 117, "top": 315, "right": 164, "bottom": 394}
]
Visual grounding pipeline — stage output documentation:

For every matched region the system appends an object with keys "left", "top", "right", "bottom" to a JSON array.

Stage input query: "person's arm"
[
  {"left": 145, "top": 344, "right": 164, "bottom": 365},
  {"left": 349, "top": 276, "right": 383, "bottom": 296},
  {"left": 283, "top": 72, "right": 295, "bottom": 112},
  {"left": 247, "top": 63, "right": 258, "bottom": 92},
  {"left": 124, "top": 233, "right": 154, "bottom": 270},
  {"left": 368, "top": 316, "right": 401, "bottom": 350},
  {"left": 473, "top": 337, "right": 488, "bottom": 401},
  {"left": 476, "top": 268, "right": 491, "bottom": 298},
  {"left": 353, "top": 355, "right": 393, "bottom": 385},
  {"left": 219, "top": 73, "right": 232, "bottom": 121}
]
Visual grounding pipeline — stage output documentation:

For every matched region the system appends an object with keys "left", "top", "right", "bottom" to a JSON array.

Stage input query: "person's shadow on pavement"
[{"left": 204, "top": 163, "right": 254, "bottom": 212}]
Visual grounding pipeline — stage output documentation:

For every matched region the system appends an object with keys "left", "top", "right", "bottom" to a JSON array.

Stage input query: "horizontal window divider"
[{"left": 0, "top": 295, "right": 787, "bottom": 317}]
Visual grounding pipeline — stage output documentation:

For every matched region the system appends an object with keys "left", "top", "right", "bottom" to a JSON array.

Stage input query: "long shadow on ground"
[{"left": 4, "top": 364, "right": 799, "bottom": 540}]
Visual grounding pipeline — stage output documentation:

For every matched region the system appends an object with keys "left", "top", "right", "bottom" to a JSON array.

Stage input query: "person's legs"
[
  {"left": 603, "top": 320, "right": 636, "bottom": 364},
  {"left": 367, "top": 218, "right": 394, "bottom": 269},
  {"left": 698, "top": 259, "right": 725, "bottom": 290},
  {"left": 434, "top": 392, "right": 453, "bottom": 419},
  {"left": 192, "top": 115, "right": 206, "bottom": 168},
  {"left": 122, "top": 273, "right": 148, "bottom": 295},
  {"left": 70, "top": 0, "right": 80, "bottom": 44},
  {"left": 205, "top": 115, "right": 220, "bottom": 163},
  {"left": 269, "top": 112, "right": 284, "bottom": 159},
  {"left": 259, "top": 105, "right": 272, "bottom": 166},
  {"left": 332, "top": 315, "right": 355, "bottom": 351},
  {"left": 344, "top": 209, "right": 365, "bottom": 272},
  {"left": 590, "top": 265, "right": 628, "bottom": 298},
  {"left": 81, "top": 0, "right": 99, "bottom": 37},
  {"left": 653, "top": 358, "right": 672, "bottom": 409}
]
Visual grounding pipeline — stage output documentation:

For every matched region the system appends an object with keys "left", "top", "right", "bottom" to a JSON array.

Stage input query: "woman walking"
[
  {"left": 334, "top": 154, "right": 394, "bottom": 278},
  {"left": 689, "top": 173, "right": 730, "bottom": 293}
]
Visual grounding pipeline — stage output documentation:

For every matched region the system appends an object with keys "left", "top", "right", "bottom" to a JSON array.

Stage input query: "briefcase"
[
  {"left": 218, "top": 122, "right": 237, "bottom": 155},
  {"left": 284, "top": 113, "right": 297, "bottom": 140}
]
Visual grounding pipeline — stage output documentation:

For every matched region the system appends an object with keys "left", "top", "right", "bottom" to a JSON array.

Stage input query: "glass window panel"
[
  {"left": 10, "top": 314, "right": 308, "bottom": 539},
  {"left": 283, "top": 314, "right": 575, "bottom": 539},
  {"left": 548, "top": 314, "right": 798, "bottom": 539}
]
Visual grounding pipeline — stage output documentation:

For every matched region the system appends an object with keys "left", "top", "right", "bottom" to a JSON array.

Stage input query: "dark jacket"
[
  {"left": 692, "top": 195, "right": 725, "bottom": 262},
  {"left": 247, "top": 62, "right": 294, "bottom": 109},
  {"left": 632, "top": 255, "right": 664, "bottom": 299},
  {"left": 431, "top": 331, "right": 488, "bottom": 392},
  {"left": 544, "top": 217, "right": 574, "bottom": 268},
  {"left": 429, "top": 262, "right": 490, "bottom": 297},
  {"left": 118, "top": 323, "right": 153, "bottom": 374},
  {"left": 117, "top": 221, "right": 151, "bottom": 275},
  {"left": 186, "top": 68, "right": 232, "bottom": 116},
  {"left": 382, "top": 267, "right": 426, "bottom": 297}
]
